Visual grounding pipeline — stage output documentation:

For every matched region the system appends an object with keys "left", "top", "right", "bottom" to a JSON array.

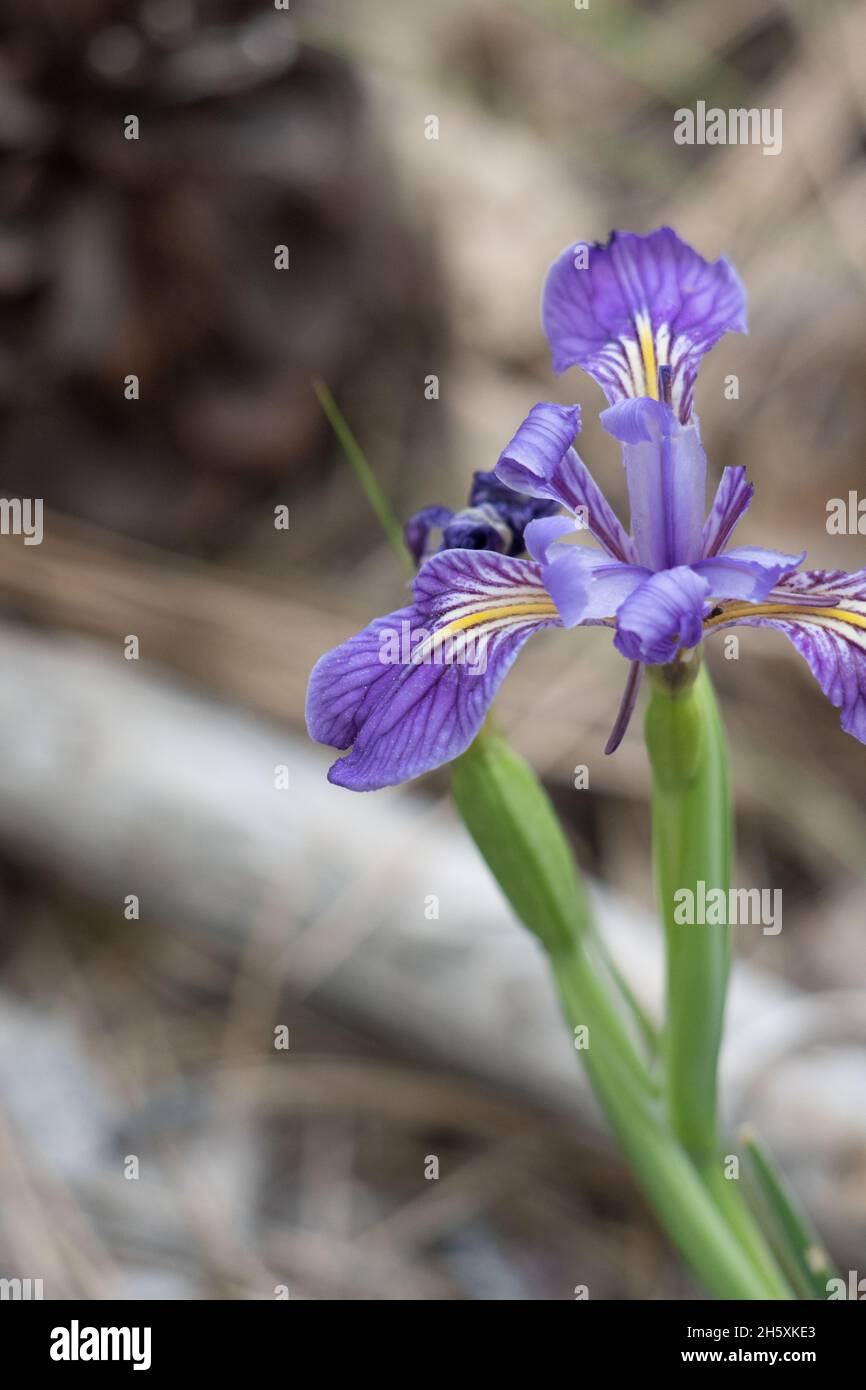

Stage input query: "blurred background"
[{"left": 0, "top": 0, "right": 865, "bottom": 1300}]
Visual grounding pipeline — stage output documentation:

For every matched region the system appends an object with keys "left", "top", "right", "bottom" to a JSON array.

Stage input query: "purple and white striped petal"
[
  {"left": 602, "top": 397, "right": 707, "bottom": 572},
  {"left": 306, "top": 549, "right": 560, "bottom": 790},
  {"left": 706, "top": 569, "right": 866, "bottom": 743},
  {"left": 614, "top": 565, "right": 711, "bottom": 665},
  {"left": 496, "top": 402, "right": 635, "bottom": 562},
  {"left": 542, "top": 227, "right": 747, "bottom": 422},
  {"left": 692, "top": 546, "right": 804, "bottom": 603},
  {"left": 306, "top": 605, "right": 417, "bottom": 753},
  {"left": 701, "top": 466, "right": 753, "bottom": 558}
]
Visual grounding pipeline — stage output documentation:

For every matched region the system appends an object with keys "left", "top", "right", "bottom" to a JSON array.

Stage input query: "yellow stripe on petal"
[
  {"left": 412, "top": 599, "right": 559, "bottom": 664},
  {"left": 444, "top": 600, "right": 559, "bottom": 633},
  {"left": 636, "top": 312, "right": 658, "bottom": 400},
  {"left": 704, "top": 603, "right": 866, "bottom": 632}
]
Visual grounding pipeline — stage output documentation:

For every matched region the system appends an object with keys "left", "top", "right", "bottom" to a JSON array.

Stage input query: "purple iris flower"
[
  {"left": 405, "top": 470, "right": 559, "bottom": 564},
  {"left": 307, "top": 227, "right": 866, "bottom": 791}
]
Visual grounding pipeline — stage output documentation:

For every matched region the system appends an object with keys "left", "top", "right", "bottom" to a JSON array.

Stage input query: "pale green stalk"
[{"left": 645, "top": 656, "right": 791, "bottom": 1298}]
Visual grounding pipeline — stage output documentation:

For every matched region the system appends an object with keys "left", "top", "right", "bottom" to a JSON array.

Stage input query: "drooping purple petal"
[
  {"left": 701, "top": 466, "right": 753, "bottom": 558},
  {"left": 542, "top": 227, "right": 747, "bottom": 422},
  {"left": 692, "top": 546, "right": 804, "bottom": 602},
  {"left": 307, "top": 604, "right": 417, "bottom": 751},
  {"left": 604, "top": 661, "right": 644, "bottom": 755},
  {"left": 494, "top": 401, "right": 580, "bottom": 500},
  {"left": 405, "top": 505, "right": 452, "bottom": 566},
  {"left": 495, "top": 402, "right": 635, "bottom": 562},
  {"left": 614, "top": 565, "right": 710, "bottom": 665},
  {"left": 306, "top": 549, "right": 560, "bottom": 790},
  {"left": 706, "top": 568, "right": 866, "bottom": 744},
  {"left": 602, "top": 397, "right": 707, "bottom": 572}
]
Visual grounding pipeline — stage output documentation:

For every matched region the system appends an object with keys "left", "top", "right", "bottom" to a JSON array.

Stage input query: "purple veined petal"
[
  {"left": 602, "top": 396, "right": 707, "bottom": 571},
  {"left": 542, "top": 546, "right": 650, "bottom": 627},
  {"left": 705, "top": 568, "right": 866, "bottom": 744},
  {"left": 494, "top": 401, "right": 580, "bottom": 501},
  {"left": 701, "top": 466, "right": 753, "bottom": 558},
  {"left": 496, "top": 401, "right": 635, "bottom": 563},
  {"left": 306, "top": 549, "right": 561, "bottom": 791},
  {"left": 542, "top": 227, "right": 747, "bottom": 422},
  {"left": 306, "top": 604, "right": 417, "bottom": 750},
  {"left": 692, "top": 546, "right": 805, "bottom": 603},
  {"left": 613, "top": 565, "right": 711, "bottom": 665},
  {"left": 759, "top": 586, "right": 840, "bottom": 609}
]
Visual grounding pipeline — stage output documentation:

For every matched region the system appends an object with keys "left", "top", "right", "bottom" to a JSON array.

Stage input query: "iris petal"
[
  {"left": 602, "top": 397, "right": 707, "bottom": 572},
  {"left": 614, "top": 566, "right": 711, "bottom": 664},
  {"left": 405, "top": 505, "right": 453, "bottom": 565},
  {"left": 524, "top": 513, "right": 580, "bottom": 564},
  {"left": 306, "top": 549, "right": 560, "bottom": 790},
  {"left": 542, "top": 227, "right": 747, "bottom": 422},
  {"left": 705, "top": 568, "right": 866, "bottom": 744},
  {"left": 701, "top": 466, "right": 753, "bottom": 558},
  {"left": 692, "top": 546, "right": 804, "bottom": 602},
  {"left": 543, "top": 548, "right": 649, "bottom": 627},
  {"left": 496, "top": 401, "right": 635, "bottom": 562}
]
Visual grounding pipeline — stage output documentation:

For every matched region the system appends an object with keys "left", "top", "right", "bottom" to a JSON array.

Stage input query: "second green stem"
[{"left": 645, "top": 657, "right": 790, "bottom": 1298}]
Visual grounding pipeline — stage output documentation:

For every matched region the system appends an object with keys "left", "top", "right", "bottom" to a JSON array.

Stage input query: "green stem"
[
  {"left": 453, "top": 725, "right": 791, "bottom": 1298},
  {"left": 584, "top": 925, "right": 660, "bottom": 1068},
  {"left": 553, "top": 952, "right": 788, "bottom": 1300},
  {"left": 644, "top": 656, "right": 791, "bottom": 1298},
  {"left": 645, "top": 656, "right": 730, "bottom": 1161}
]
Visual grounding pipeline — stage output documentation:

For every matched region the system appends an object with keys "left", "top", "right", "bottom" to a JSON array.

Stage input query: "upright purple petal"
[
  {"left": 614, "top": 566, "right": 710, "bottom": 665},
  {"left": 306, "top": 549, "right": 560, "bottom": 790},
  {"left": 542, "top": 227, "right": 747, "bottom": 422},
  {"left": 602, "top": 397, "right": 707, "bottom": 572},
  {"left": 706, "top": 569, "right": 866, "bottom": 744},
  {"left": 701, "top": 466, "right": 753, "bottom": 558},
  {"left": 496, "top": 402, "right": 635, "bottom": 562},
  {"left": 692, "top": 546, "right": 804, "bottom": 602}
]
